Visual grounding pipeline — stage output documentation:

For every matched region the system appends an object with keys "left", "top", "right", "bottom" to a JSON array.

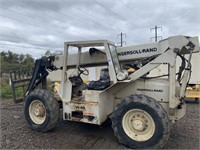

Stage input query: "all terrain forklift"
[{"left": 18, "top": 35, "right": 199, "bottom": 148}]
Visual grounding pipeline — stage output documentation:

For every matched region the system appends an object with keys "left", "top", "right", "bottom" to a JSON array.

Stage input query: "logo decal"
[{"left": 118, "top": 48, "right": 157, "bottom": 56}]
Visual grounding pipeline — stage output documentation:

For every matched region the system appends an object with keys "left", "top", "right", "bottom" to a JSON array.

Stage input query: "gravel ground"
[{"left": 0, "top": 99, "right": 199, "bottom": 149}]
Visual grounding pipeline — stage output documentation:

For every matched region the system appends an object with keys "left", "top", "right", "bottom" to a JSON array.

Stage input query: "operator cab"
[{"left": 59, "top": 40, "right": 128, "bottom": 100}]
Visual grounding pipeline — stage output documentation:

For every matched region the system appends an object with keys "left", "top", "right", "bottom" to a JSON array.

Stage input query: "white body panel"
[{"left": 62, "top": 78, "right": 184, "bottom": 125}]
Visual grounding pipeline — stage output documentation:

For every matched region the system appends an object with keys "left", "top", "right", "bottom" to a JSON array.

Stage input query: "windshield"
[{"left": 108, "top": 44, "right": 121, "bottom": 74}]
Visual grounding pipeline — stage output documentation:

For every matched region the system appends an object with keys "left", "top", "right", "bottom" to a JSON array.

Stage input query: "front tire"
[
  {"left": 111, "top": 94, "right": 170, "bottom": 149},
  {"left": 24, "top": 89, "right": 59, "bottom": 132}
]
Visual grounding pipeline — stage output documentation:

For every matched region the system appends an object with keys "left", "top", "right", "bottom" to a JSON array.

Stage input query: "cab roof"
[{"left": 64, "top": 40, "right": 114, "bottom": 47}]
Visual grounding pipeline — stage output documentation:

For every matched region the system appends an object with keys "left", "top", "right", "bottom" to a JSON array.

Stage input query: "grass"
[
  {"left": 0, "top": 78, "right": 23, "bottom": 99},
  {"left": 0, "top": 78, "right": 55, "bottom": 100}
]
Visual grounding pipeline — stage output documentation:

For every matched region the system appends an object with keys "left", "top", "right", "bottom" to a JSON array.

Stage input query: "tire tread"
[
  {"left": 111, "top": 94, "right": 170, "bottom": 149},
  {"left": 24, "top": 89, "right": 59, "bottom": 132}
]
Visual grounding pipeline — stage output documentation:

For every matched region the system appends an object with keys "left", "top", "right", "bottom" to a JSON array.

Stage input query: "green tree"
[
  {"left": 0, "top": 51, "right": 35, "bottom": 73},
  {"left": 24, "top": 54, "right": 34, "bottom": 68},
  {"left": 19, "top": 54, "right": 25, "bottom": 64}
]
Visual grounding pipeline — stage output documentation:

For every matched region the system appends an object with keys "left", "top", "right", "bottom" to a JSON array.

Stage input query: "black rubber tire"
[
  {"left": 24, "top": 89, "right": 59, "bottom": 132},
  {"left": 111, "top": 94, "right": 170, "bottom": 149}
]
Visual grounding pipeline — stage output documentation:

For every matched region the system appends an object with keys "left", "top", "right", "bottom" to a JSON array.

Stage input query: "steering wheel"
[{"left": 78, "top": 67, "right": 89, "bottom": 75}]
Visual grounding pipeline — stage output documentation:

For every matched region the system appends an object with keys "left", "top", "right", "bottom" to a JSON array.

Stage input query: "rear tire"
[
  {"left": 111, "top": 94, "right": 170, "bottom": 149},
  {"left": 24, "top": 89, "right": 59, "bottom": 132}
]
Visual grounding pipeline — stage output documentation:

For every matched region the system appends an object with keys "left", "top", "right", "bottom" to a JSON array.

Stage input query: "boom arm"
[{"left": 52, "top": 36, "right": 199, "bottom": 69}]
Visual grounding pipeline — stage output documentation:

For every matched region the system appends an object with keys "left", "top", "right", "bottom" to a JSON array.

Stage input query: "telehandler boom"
[{"left": 22, "top": 35, "right": 199, "bottom": 149}]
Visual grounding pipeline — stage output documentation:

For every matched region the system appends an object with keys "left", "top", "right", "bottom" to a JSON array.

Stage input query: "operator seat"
[{"left": 87, "top": 68, "right": 110, "bottom": 90}]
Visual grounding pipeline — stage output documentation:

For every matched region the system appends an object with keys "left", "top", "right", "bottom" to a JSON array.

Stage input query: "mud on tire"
[
  {"left": 111, "top": 94, "right": 170, "bottom": 149},
  {"left": 24, "top": 89, "right": 59, "bottom": 132}
]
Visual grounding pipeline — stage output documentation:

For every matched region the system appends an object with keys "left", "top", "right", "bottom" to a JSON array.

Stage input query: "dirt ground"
[{"left": 0, "top": 99, "right": 199, "bottom": 149}]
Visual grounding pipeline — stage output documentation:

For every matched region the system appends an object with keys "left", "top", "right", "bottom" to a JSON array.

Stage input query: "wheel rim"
[
  {"left": 29, "top": 100, "right": 46, "bottom": 124},
  {"left": 122, "top": 109, "right": 155, "bottom": 142}
]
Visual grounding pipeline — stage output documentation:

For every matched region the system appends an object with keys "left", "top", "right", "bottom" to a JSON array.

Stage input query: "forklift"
[{"left": 11, "top": 35, "right": 199, "bottom": 148}]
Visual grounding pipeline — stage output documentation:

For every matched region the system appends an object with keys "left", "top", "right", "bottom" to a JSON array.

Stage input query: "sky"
[{"left": 0, "top": 0, "right": 199, "bottom": 58}]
